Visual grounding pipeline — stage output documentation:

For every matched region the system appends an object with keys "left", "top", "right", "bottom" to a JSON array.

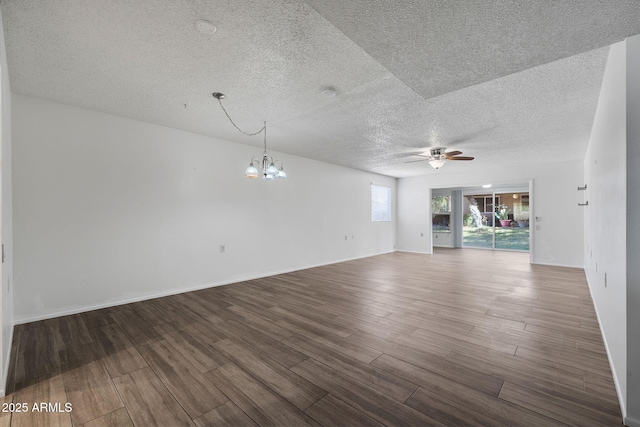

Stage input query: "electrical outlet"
[
  {"left": 535, "top": 225, "right": 541, "bottom": 231},
  {"left": 220, "top": 244, "right": 225, "bottom": 253}
]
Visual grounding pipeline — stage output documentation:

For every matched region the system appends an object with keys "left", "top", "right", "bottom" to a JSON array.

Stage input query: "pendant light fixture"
[{"left": 212, "top": 92, "right": 287, "bottom": 180}]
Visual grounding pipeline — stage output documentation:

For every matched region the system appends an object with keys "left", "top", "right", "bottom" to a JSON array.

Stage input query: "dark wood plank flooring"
[{"left": 4, "top": 249, "right": 623, "bottom": 426}]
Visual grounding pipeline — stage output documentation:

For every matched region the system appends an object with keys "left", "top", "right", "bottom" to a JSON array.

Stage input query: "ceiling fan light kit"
[
  {"left": 212, "top": 92, "right": 287, "bottom": 181},
  {"left": 406, "top": 146, "right": 475, "bottom": 169},
  {"left": 428, "top": 159, "right": 447, "bottom": 169}
]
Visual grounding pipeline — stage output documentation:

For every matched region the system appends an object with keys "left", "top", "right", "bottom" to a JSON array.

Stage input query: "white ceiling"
[{"left": 2, "top": 1, "right": 639, "bottom": 177}]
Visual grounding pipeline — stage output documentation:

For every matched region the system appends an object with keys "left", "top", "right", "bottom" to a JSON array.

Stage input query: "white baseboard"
[
  {"left": 1, "top": 323, "right": 14, "bottom": 397},
  {"left": 585, "top": 274, "right": 627, "bottom": 422},
  {"left": 530, "top": 261, "right": 584, "bottom": 269},
  {"left": 395, "top": 249, "right": 432, "bottom": 254},
  {"left": 13, "top": 250, "right": 397, "bottom": 325}
]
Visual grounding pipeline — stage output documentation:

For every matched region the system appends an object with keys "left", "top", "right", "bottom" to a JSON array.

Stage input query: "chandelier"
[{"left": 212, "top": 92, "right": 287, "bottom": 180}]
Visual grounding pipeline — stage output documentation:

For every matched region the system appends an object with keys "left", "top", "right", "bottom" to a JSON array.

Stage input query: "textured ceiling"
[
  {"left": 2, "top": 1, "right": 638, "bottom": 177},
  {"left": 305, "top": 0, "right": 640, "bottom": 100}
]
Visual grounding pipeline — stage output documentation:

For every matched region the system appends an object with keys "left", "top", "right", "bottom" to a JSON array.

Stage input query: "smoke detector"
[
  {"left": 195, "top": 19, "right": 217, "bottom": 34},
  {"left": 322, "top": 87, "right": 337, "bottom": 97}
]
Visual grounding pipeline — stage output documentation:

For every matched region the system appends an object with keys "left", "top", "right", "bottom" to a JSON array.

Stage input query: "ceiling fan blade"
[
  {"left": 447, "top": 156, "right": 475, "bottom": 161},
  {"left": 404, "top": 158, "right": 430, "bottom": 163},
  {"left": 444, "top": 150, "right": 462, "bottom": 157}
]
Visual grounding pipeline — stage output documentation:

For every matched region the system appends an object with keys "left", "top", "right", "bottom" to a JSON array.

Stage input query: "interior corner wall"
[
  {"left": 626, "top": 33, "right": 640, "bottom": 427},
  {"left": 583, "top": 40, "right": 628, "bottom": 421},
  {"left": 0, "top": 5, "right": 13, "bottom": 396},
  {"left": 397, "top": 160, "right": 584, "bottom": 268},
  {"left": 12, "top": 94, "right": 397, "bottom": 323}
]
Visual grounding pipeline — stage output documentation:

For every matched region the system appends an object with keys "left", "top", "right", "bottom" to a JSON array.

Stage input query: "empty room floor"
[{"left": 2, "top": 249, "right": 622, "bottom": 426}]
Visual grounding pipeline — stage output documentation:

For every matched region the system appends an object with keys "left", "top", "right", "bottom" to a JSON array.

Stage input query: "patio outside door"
[{"left": 462, "top": 191, "right": 530, "bottom": 251}]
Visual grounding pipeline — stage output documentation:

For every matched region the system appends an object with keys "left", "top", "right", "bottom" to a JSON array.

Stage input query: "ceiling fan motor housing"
[{"left": 431, "top": 147, "right": 445, "bottom": 158}]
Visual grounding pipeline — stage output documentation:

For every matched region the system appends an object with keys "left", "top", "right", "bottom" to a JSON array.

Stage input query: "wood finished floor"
[{"left": 3, "top": 249, "right": 623, "bottom": 426}]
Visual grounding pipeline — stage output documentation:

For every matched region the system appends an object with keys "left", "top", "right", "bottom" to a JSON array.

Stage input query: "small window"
[
  {"left": 371, "top": 185, "right": 392, "bottom": 222},
  {"left": 432, "top": 195, "right": 451, "bottom": 232}
]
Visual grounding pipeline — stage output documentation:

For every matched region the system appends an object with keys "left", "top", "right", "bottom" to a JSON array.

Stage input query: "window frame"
[{"left": 371, "top": 184, "right": 392, "bottom": 222}]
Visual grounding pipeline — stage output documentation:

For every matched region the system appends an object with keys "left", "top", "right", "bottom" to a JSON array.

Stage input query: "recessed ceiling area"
[{"left": 2, "top": 1, "right": 639, "bottom": 177}]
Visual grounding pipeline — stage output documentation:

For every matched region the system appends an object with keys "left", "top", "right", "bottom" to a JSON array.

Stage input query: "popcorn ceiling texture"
[
  {"left": 305, "top": 0, "right": 640, "bottom": 100},
  {"left": 2, "top": 0, "right": 638, "bottom": 177}
]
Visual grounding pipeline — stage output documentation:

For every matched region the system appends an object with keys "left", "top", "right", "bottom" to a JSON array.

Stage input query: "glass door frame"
[{"left": 459, "top": 182, "right": 532, "bottom": 254}]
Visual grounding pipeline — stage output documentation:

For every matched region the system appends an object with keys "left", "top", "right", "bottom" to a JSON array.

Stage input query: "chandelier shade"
[{"left": 244, "top": 163, "right": 259, "bottom": 178}]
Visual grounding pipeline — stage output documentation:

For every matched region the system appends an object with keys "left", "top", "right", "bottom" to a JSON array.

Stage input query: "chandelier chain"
[{"left": 216, "top": 98, "right": 265, "bottom": 136}]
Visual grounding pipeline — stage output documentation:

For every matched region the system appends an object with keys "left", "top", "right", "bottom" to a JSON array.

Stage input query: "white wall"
[
  {"left": 398, "top": 160, "right": 584, "bottom": 267},
  {"left": 583, "top": 40, "right": 628, "bottom": 420},
  {"left": 626, "top": 34, "right": 640, "bottom": 427},
  {"left": 0, "top": 6, "right": 13, "bottom": 396},
  {"left": 432, "top": 231, "right": 454, "bottom": 248},
  {"left": 12, "top": 95, "right": 396, "bottom": 323},
  {"left": 397, "top": 180, "right": 432, "bottom": 253}
]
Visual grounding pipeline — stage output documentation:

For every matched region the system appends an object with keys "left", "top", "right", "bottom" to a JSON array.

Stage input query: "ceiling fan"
[{"left": 405, "top": 147, "right": 474, "bottom": 169}]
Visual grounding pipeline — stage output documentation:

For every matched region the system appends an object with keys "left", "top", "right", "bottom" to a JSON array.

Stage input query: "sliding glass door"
[
  {"left": 462, "top": 193, "right": 496, "bottom": 249},
  {"left": 495, "top": 192, "right": 529, "bottom": 250},
  {"left": 462, "top": 188, "right": 529, "bottom": 251}
]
